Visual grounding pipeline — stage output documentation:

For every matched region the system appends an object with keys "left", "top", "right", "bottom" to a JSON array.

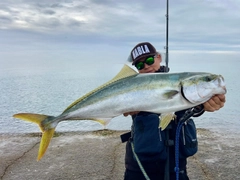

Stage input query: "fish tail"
[{"left": 13, "top": 113, "right": 56, "bottom": 161}]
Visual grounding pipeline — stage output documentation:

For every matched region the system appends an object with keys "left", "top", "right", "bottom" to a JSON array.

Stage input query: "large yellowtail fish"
[{"left": 13, "top": 65, "right": 226, "bottom": 161}]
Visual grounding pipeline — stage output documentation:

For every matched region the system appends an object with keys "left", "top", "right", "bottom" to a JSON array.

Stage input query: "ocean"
[{"left": 0, "top": 53, "right": 239, "bottom": 137}]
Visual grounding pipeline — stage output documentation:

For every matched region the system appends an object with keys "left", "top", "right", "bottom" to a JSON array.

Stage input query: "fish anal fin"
[
  {"left": 159, "top": 113, "right": 176, "bottom": 130},
  {"left": 37, "top": 128, "right": 56, "bottom": 161},
  {"left": 92, "top": 118, "right": 111, "bottom": 128},
  {"left": 63, "top": 64, "right": 138, "bottom": 113},
  {"left": 63, "top": 117, "right": 112, "bottom": 128}
]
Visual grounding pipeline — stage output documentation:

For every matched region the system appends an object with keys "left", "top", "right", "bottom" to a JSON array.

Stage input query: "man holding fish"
[{"left": 123, "top": 42, "right": 226, "bottom": 180}]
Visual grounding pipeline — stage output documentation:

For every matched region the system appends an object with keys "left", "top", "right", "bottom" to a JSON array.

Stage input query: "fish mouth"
[
  {"left": 217, "top": 75, "right": 227, "bottom": 94},
  {"left": 222, "top": 86, "right": 227, "bottom": 94}
]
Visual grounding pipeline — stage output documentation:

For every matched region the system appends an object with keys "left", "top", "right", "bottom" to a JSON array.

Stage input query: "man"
[{"left": 123, "top": 42, "right": 226, "bottom": 180}]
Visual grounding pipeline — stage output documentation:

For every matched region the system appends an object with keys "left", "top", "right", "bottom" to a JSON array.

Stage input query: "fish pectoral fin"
[
  {"left": 163, "top": 90, "right": 179, "bottom": 99},
  {"left": 13, "top": 113, "right": 56, "bottom": 161},
  {"left": 159, "top": 112, "right": 176, "bottom": 130}
]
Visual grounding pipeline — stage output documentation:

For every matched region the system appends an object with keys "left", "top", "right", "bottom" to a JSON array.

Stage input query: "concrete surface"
[{"left": 1, "top": 129, "right": 239, "bottom": 180}]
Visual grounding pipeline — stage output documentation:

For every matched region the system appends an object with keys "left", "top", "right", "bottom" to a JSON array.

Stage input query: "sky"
[{"left": 0, "top": 0, "right": 240, "bottom": 65}]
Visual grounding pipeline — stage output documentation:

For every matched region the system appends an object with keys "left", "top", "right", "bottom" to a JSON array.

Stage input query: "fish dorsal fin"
[
  {"left": 111, "top": 64, "right": 138, "bottom": 82},
  {"left": 62, "top": 64, "right": 138, "bottom": 113}
]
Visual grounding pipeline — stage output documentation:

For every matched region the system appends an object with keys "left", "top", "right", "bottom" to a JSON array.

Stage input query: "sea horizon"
[{"left": 0, "top": 52, "right": 239, "bottom": 137}]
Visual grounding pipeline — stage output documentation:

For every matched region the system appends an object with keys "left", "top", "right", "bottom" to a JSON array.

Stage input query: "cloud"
[
  {"left": 0, "top": 0, "right": 165, "bottom": 35},
  {"left": 0, "top": 0, "right": 239, "bottom": 56}
]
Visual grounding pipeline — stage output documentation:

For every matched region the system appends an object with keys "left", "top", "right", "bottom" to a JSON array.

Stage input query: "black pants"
[{"left": 124, "top": 169, "right": 189, "bottom": 180}]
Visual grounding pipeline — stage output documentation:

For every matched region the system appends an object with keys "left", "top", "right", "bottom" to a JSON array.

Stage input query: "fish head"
[{"left": 181, "top": 73, "right": 226, "bottom": 104}]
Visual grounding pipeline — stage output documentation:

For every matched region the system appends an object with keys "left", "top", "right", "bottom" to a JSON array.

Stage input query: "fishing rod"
[
  {"left": 164, "top": 2, "right": 170, "bottom": 180},
  {"left": 164, "top": 3, "right": 185, "bottom": 179},
  {"left": 165, "top": 0, "right": 169, "bottom": 72}
]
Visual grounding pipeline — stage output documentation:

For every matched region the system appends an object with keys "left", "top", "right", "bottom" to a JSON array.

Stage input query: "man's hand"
[
  {"left": 123, "top": 111, "right": 140, "bottom": 117},
  {"left": 203, "top": 94, "right": 226, "bottom": 112}
]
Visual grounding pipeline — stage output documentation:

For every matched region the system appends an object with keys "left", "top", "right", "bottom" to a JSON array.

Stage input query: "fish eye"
[{"left": 205, "top": 76, "right": 212, "bottom": 82}]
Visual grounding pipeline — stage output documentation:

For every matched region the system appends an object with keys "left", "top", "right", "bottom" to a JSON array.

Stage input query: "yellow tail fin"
[
  {"left": 38, "top": 128, "right": 55, "bottom": 161},
  {"left": 13, "top": 113, "right": 56, "bottom": 161}
]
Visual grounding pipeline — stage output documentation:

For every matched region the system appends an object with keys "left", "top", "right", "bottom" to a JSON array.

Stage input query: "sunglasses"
[{"left": 135, "top": 56, "right": 155, "bottom": 70}]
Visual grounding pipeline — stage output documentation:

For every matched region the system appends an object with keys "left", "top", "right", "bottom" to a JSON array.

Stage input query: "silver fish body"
[{"left": 62, "top": 71, "right": 225, "bottom": 121}]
